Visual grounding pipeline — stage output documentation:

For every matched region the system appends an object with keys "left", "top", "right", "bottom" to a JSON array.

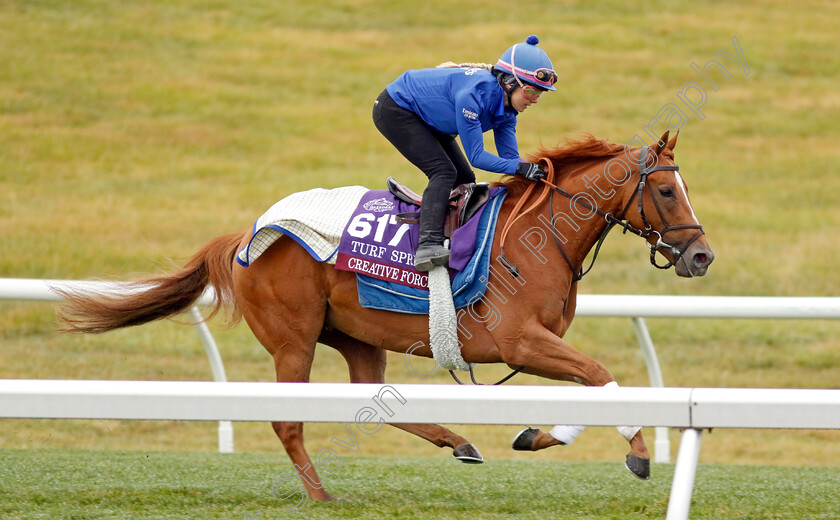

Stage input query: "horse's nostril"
[{"left": 694, "top": 252, "right": 708, "bottom": 267}]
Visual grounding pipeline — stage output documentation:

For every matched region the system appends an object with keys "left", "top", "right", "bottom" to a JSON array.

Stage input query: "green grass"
[
  {"left": 1, "top": 449, "right": 839, "bottom": 519},
  {"left": 3, "top": 0, "right": 840, "bottom": 291},
  {"left": 1, "top": 0, "right": 840, "bottom": 500}
]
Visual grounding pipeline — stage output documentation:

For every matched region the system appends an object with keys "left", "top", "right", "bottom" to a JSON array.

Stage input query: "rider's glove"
[{"left": 516, "top": 162, "right": 546, "bottom": 181}]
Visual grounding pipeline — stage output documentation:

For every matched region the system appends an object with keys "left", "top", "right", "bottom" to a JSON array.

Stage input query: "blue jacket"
[{"left": 386, "top": 68, "right": 521, "bottom": 174}]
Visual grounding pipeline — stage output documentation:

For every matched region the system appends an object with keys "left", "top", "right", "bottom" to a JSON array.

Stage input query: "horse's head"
[
  {"left": 622, "top": 132, "right": 714, "bottom": 277},
  {"left": 500, "top": 133, "right": 713, "bottom": 280}
]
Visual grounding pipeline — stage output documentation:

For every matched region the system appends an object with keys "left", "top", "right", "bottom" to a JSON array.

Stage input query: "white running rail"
[{"left": 2, "top": 278, "right": 840, "bottom": 463}]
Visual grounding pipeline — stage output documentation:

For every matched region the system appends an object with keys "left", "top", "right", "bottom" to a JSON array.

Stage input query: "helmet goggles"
[{"left": 496, "top": 59, "right": 558, "bottom": 90}]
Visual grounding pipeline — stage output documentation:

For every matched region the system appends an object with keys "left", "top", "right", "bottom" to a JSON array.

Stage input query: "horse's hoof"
[
  {"left": 625, "top": 454, "right": 651, "bottom": 480},
  {"left": 311, "top": 493, "right": 344, "bottom": 503},
  {"left": 453, "top": 443, "right": 484, "bottom": 464},
  {"left": 512, "top": 427, "right": 540, "bottom": 451}
]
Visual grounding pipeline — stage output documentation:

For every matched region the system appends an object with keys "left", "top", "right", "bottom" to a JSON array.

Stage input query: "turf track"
[{"left": 2, "top": 449, "right": 839, "bottom": 519}]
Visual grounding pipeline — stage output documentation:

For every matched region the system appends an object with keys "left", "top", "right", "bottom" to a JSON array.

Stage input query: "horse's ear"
[
  {"left": 666, "top": 131, "right": 679, "bottom": 151},
  {"left": 652, "top": 131, "right": 670, "bottom": 155}
]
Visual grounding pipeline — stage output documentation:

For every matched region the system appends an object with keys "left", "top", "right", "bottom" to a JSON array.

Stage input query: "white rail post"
[
  {"left": 188, "top": 306, "right": 234, "bottom": 453},
  {"left": 632, "top": 316, "right": 670, "bottom": 463},
  {"left": 666, "top": 428, "right": 703, "bottom": 520}
]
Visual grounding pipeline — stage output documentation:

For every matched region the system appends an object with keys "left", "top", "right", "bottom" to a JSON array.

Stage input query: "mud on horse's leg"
[{"left": 323, "top": 330, "right": 484, "bottom": 464}]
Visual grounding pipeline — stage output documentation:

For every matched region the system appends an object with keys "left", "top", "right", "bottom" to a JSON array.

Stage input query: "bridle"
[
  {"left": 629, "top": 146, "right": 706, "bottom": 270},
  {"left": 503, "top": 145, "right": 705, "bottom": 280},
  {"left": 451, "top": 146, "right": 705, "bottom": 385}
]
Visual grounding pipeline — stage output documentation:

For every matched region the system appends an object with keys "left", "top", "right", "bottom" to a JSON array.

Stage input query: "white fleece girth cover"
[
  {"left": 237, "top": 186, "right": 369, "bottom": 267},
  {"left": 428, "top": 265, "right": 470, "bottom": 371}
]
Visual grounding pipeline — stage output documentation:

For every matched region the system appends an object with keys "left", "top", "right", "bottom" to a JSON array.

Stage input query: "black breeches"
[{"left": 372, "top": 89, "right": 475, "bottom": 243}]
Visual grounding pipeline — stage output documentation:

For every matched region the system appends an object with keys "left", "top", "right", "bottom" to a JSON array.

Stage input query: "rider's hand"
[{"left": 516, "top": 162, "right": 546, "bottom": 181}]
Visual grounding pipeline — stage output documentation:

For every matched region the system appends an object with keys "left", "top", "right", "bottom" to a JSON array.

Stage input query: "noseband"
[{"left": 534, "top": 145, "right": 705, "bottom": 280}]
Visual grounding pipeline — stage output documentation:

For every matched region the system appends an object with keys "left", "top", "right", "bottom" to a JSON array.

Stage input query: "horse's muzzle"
[{"left": 675, "top": 239, "right": 714, "bottom": 278}]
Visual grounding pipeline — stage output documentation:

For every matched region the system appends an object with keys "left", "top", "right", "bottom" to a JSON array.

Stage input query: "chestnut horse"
[{"left": 57, "top": 131, "right": 713, "bottom": 502}]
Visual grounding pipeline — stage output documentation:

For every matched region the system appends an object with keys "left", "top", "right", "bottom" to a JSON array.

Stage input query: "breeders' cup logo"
[{"left": 363, "top": 197, "right": 395, "bottom": 213}]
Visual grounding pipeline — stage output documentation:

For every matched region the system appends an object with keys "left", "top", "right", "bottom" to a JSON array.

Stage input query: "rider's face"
[{"left": 510, "top": 86, "right": 540, "bottom": 112}]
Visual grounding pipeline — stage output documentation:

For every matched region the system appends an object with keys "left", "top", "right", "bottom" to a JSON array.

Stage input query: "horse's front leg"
[{"left": 497, "top": 324, "right": 651, "bottom": 479}]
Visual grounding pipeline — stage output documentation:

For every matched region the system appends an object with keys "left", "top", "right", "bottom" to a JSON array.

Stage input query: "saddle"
[{"left": 386, "top": 177, "right": 491, "bottom": 237}]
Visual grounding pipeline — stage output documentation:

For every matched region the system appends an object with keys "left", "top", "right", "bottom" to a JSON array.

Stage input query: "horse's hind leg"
[
  {"left": 250, "top": 326, "right": 340, "bottom": 501},
  {"left": 235, "top": 242, "right": 339, "bottom": 502},
  {"left": 320, "top": 329, "right": 483, "bottom": 463}
]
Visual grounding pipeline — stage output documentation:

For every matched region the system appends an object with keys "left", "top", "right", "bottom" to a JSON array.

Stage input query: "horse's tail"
[{"left": 56, "top": 231, "right": 246, "bottom": 334}]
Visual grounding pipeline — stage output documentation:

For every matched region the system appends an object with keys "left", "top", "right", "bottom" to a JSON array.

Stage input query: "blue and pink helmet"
[{"left": 494, "top": 35, "right": 557, "bottom": 91}]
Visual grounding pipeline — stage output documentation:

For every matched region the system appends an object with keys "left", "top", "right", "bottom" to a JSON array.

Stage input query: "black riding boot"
[{"left": 414, "top": 185, "right": 450, "bottom": 271}]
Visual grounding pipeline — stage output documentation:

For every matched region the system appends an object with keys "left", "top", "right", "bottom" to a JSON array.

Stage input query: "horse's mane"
[
  {"left": 532, "top": 133, "right": 627, "bottom": 164},
  {"left": 494, "top": 134, "right": 627, "bottom": 194}
]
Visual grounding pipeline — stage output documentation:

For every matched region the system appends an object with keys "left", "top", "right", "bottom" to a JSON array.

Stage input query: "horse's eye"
[{"left": 658, "top": 187, "right": 675, "bottom": 198}]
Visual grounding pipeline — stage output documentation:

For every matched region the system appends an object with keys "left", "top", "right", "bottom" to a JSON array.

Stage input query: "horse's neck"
[{"left": 515, "top": 166, "right": 631, "bottom": 275}]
